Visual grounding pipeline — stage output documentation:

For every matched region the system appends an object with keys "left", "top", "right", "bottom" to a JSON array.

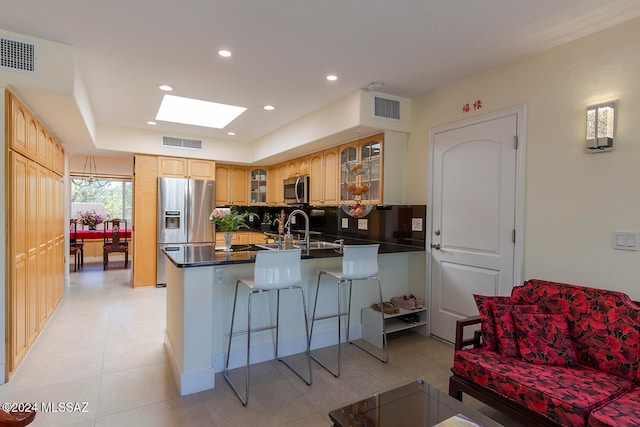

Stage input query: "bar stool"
[
  {"left": 224, "top": 249, "right": 313, "bottom": 406},
  {"left": 309, "top": 244, "right": 388, "bottom": 377}
]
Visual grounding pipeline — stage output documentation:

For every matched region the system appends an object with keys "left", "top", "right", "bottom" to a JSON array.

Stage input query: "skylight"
[{"left": 155, "top": 94, "right": 246, "bottom": 129}]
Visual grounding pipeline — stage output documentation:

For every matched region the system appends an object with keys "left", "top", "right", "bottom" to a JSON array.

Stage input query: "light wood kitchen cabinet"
[
  {"left": 158, "top": 156, "right": 187, "bottom": 177},
  {"left": 287, "top": 156, "right": 310, "bottom": 178},
  {"left": 45, "top": 133, "right": 55, "bottom": 171},
  {"left": 267, "top": 163, "right": 287, "bottom": 205},
  {"left": 7, "top": 92, "right": 65, "bottom": 174},
  {"left": 159, "top": 156, "right": 216, "bottom": 179},
  {"left": 323, "top": 148, "right": 340, "bottom": 205},
  {"left": 54, "top": 141, "right": 65, "bottom": 175},
  {"left": 7, "top": 91, "right": 66, "bottom": 380},
  {"left": 309, "top": 147, "right": 339, "bottom": 206},
  {"left": 266, "top": 165, "right": 278, "bottom": 205},
  {"left": 188, "top": 159, "right": 216, "bottom": 180},
  {"left": 215, "top": 164, "right": 248, "bottom": 206},
  {"left": 37, "top": 124, "right": 48, "bottom": 166},
  {"left": 309, "top": 153, "right": 323, "bottom": 205},
  {"left": 9, "top": 93, "right": 28, "bottom": 157},
  {"left": 133, "top": 154, "right": 158, "bottom": 287},
  {"left": 26, "top": 112, "right": 38, "bottom": 160},
  {"left": 10, "top": 151, "right": 30, "bottom": 368},
  {"left": 249, "top": 168, "right": 268, "bottom": 205},
  {"left": 287, "top": 159, "right": 299, "bottom": 178},
  {"left": 215, "top": 231, "right": 266, "bottom": 246}
]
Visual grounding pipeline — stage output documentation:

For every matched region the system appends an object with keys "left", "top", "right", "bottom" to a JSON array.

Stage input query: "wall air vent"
[
  {"left": 0, "top": 37, "right": 38, "bottom": 74},
  {"left": 374, "top": 96, "right": 401, "bottom": 120},
  {"left": 162, "top": 136, "right": 203, "bottom": 150}
]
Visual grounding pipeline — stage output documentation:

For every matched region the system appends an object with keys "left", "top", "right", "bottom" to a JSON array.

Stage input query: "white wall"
[{"left": 410, "top": 17, "right": 640, "bottom": 299}]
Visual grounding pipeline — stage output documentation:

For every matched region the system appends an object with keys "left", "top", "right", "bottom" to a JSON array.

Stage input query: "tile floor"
[{"left": 0, "top": 261, "right": 518, "bottom": 426}]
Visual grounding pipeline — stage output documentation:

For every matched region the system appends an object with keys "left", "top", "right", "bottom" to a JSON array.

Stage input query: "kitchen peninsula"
[{"left": 163, "top": 235, "right": 425, "bottom": 396}]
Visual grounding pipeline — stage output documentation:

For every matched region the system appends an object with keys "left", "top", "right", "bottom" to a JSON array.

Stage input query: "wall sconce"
[{"left": 585, "top": 101, "right": 616, "bottom": 153}]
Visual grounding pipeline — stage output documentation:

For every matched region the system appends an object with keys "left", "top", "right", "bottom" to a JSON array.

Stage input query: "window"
[{"left": 71, "top": 178, "right": 132, "bottom": 221}]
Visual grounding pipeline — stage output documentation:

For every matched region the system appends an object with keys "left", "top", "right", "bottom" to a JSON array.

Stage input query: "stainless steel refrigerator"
[{"left": 157, "top": 177, "right": 215, "bottom": 286}]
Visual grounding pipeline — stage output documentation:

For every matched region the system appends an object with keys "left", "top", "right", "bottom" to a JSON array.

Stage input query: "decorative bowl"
[{"left": 342, "top": 203, "right": 373, "bottom": 218}]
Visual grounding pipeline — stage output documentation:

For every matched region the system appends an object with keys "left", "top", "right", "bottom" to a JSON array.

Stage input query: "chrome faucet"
[{"left": 284, "top": 209, "right": 310, "bottom": 255}]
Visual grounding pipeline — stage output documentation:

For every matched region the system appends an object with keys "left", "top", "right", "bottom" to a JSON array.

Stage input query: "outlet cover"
[
  {"left": 412, "top": 218, "right": 423, "bottom": 231},
  {"left": 341, "top": 218, "right": 349, "bottom": 228},
  {"left": 215, "top": 268, "right": 226, "bottom": 284},
  {"left": 358, "top": 219, "right": 368, "bottom": 230}
]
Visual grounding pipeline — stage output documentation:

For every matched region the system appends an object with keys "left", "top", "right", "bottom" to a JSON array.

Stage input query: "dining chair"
[
  {"left": 103, "top": 219, "right": 129, "bottom": 269},
  {"left": 69, "top": 219, "right": 84, "bottom": 271}
]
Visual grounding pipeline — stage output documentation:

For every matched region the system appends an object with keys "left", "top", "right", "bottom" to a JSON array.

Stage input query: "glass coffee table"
[{"left": 329, "top": 379, "right": 502, "bottom": 427}]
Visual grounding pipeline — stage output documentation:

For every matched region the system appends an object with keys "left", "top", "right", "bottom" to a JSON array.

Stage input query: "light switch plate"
[
  {"left": 357, "top": 219, "right": 368, "bottom": 230},
  {"left": 411, "top": 218, "right": 423, "bottom": 231},
  {"left": 341, "top": 218, "right": 349, "bottom": 228},
  {"left": 613, "top": 231, "right": 639, "bottom": 251}
]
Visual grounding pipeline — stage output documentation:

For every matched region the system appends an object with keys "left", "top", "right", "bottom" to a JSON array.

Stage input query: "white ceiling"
[{"left": 2, "top": 0, "right": 640, "bottom": 157}]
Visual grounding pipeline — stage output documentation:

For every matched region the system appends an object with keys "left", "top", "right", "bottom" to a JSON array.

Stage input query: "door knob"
[
  {"left": 434, "top": 228, "right": 441, "bottom": 236},
  {"left": 431, "top": 243, "right": 441, "bottom": 250}
]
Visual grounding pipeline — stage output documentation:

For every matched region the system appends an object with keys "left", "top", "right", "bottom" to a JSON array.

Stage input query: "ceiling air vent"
[
  {"left": 374, "top": 96, "right": 401, "bottom": 120},
  {"left": 162, "top": 136, "right": 203, "bottom": 150},
  {"left": 0, "top": 37, "right": 38, "bottom": 74}
]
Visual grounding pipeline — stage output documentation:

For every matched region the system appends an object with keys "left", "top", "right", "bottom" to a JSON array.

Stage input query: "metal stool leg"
[
  {"left": 309, "top": 272, "right": 350, "bottom": 377},
  {"left": 277, "top": 287, "right": 313, "bottom": 385},
  {"left": 224, "top": 280, "right": 250, "bottom": 406},
  {"left": 348, "top": 276, "right": 389, "bottom": 363}
]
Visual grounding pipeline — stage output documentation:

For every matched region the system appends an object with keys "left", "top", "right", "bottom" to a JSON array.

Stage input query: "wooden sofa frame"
[{"left": 448, "top": 315, "right": 562, "bottom": 427}]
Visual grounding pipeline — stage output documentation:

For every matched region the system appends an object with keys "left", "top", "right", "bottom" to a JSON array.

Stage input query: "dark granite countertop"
[{"left": 163, "top": 238, "right": 424, "bottom": 268}]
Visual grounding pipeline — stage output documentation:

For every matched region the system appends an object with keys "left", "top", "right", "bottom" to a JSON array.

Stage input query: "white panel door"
[{"left": 430, "top": 114, "right": 518, "bottom": 342}]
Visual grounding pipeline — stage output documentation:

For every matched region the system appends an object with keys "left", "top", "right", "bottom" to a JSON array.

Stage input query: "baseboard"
[{"left": 164, "top": 330, "right": 215, "bottom": 396}]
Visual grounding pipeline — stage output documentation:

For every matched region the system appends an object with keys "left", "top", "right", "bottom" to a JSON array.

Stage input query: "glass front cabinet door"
[
  {"left": 250, "top": 168, "right": 267, "bottom": 204},
  {"left": 339, "top": 133, "right": 383, "bottom": 205}
]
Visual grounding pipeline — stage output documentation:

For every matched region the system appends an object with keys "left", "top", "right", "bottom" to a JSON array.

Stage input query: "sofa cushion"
[
  {"left": 512, "top": 280, "right": 640, "bottom": 381},
  {"left": 514, "top": 312, "right": 578, "bottom": 366},
  {"left": 588, "top": 387, "right": 640, "bottom": 427},
  {"left": 473, "top": 294, "right": 513, "bottom": 350},
  {"left": 492, "top": 303, "right": 539, "bottom": 357},
  {"left": 453, "top": 348, "right": 633, "bottom": 426}
]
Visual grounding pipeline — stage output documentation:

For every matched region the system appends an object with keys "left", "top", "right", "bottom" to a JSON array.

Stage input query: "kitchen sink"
[
  {"left": 295, "top": 241, "right": 343, "bottom": 250},
  {"left": 255, "top": 240, "right": 343, "bottom": 252},
  {"left": 254, "top": 243, "right": 283, "bottom": 251}
]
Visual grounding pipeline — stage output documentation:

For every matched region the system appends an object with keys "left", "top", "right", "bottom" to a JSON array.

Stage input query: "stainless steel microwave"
[{"left": 283, "top": 175, "right": 310, "bottom": 205}]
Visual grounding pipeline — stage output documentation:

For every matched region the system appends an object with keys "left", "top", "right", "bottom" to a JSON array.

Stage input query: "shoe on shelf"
[
  {"left": 411, "top": 295, "right": 424, "bottom": 309},
  {"left": 391, "top": 294, "right": 425, "bottom": 310},
  {"left": 391, "top": 295, "right": 415, "bottom": 310},
  {"left": 371, "top": 302, "right": 399, "bottom": 314}
]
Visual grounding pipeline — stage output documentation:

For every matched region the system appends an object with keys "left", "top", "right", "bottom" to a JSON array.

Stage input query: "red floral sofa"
[{"left": 449, "top": 279, "right": 640, "bottom": 427}]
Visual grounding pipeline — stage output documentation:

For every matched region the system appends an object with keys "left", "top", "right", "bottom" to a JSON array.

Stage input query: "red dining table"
[
  {"left": 71, "top": 228, "right": 132, "bottom": 240},
  {"left": 70, "top": 229, "right": 132, "bottom": 267}
]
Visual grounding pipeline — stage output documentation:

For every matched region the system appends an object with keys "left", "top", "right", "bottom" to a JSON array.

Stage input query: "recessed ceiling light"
[
  {"left": 227, "top": 131, "right": 236, "bottom": 136},
  {"left": 155, "top": 94, "right": 247, "bottom": 129},
  {"left": 218, "top": 50, "right": 231, "bottom": 58},
  {"left": 159, "top": 85, "right": 173, "bottom": 92},
  {"left": 263, "top": 105, "right": 275, "bottom": 111},
  {"left": 326, "top": 74, "right": 338, "bottom": 81},
  {"left": 147, "top": 121, "right": 157, "bottom": 125}
]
